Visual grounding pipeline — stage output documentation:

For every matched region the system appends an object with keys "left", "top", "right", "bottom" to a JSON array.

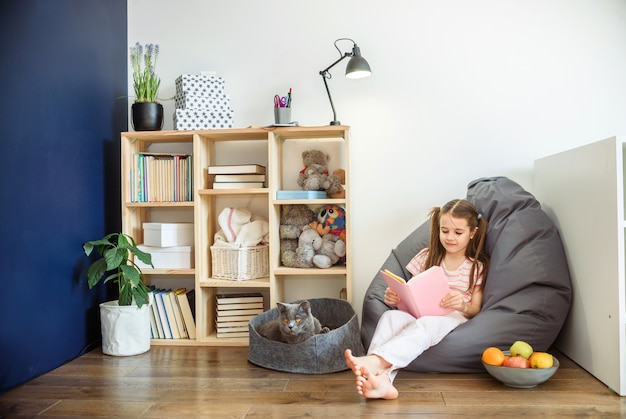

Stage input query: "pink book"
[{"left": 381, "top": 266, "right": 454, "bottom": 318}]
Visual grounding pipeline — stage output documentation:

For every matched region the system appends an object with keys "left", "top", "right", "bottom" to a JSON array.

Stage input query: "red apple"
[{"left": 503, "top": 355, "right": 531, "bottom": 368}]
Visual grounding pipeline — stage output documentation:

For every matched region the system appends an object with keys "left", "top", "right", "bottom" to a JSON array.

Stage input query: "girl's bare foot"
[
  {"left": 355, "top": 365, "right": 399, "bottom": 400},
  {"left": 344, "top": 349, "right": 391, "bottom": 377}
]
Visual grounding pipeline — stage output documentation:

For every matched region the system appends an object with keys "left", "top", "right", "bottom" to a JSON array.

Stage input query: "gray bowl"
[{"left": 483, "top": 351, "right": 560, "bottom": 388}]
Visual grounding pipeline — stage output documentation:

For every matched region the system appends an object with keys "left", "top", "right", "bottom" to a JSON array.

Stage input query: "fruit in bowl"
[{"left": 481, "top": 342, "right": 559, "bottom": 388}]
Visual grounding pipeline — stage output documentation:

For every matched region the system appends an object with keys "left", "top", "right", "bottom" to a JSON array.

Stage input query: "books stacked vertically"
[
  {"left": 208, "top": 164, "right": 266, "bottom": 189},
  {"left": 130, "top": 153, "right": 192, "bottom": 202},
  {"left": 216, "top": 293, "right": 264, "bottom": 338},
  {"left": 149, "top": 288, "right": 196, "bottom": 340},
  {"left": 173, "top": 74, "right": 234, "bottom": 130}
]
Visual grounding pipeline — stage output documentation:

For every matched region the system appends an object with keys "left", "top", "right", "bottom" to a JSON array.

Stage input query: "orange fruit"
[{"left": 482, "top": 347, "right": 506, "bottom": 366}]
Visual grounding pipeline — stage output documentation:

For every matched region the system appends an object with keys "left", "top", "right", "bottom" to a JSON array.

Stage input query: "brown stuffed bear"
[{"left": 296, "top": 150, "right": 342, "bottom": 196}]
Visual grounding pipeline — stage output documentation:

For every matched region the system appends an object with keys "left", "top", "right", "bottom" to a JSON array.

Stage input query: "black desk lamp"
[{"left": 319, "top": 38, "right": 371, "bottom": 126}]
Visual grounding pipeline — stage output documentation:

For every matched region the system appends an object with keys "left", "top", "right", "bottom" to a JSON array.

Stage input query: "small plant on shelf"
[
  {"left": 82, "top": 233, "right": 153, "bottom": 308},
  {"left": 129, "top": 42, "right": 161, "bottom": 103}
]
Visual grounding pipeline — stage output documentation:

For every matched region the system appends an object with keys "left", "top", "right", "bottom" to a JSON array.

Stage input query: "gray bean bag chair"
[{"left": 361, "top": 176, "right": 572, "bottom": 373}]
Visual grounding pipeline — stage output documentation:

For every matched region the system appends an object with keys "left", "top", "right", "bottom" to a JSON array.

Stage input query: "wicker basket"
[{"left": 210, "top": 244, "right": 269, "bottom": 281}]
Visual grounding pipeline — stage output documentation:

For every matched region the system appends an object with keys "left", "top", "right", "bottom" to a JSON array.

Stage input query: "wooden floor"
[{"left": 0, "top": 346, "right": 624, "bottom": 418}]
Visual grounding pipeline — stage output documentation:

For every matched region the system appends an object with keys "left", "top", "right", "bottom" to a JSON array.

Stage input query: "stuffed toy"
[
  {"left": 294, "top": 226, "right": 323, "bottom": 268},
  {"left": 279, "top": 204, "right": 316, "bottom": 268},
  {"left": 327, "top": 168, "right": 346, "bottom": 199},
  {"left": 297, "top": 150, "right": 342, "bottom": 195},
  {"left": 312, "top": 205, "right": 346, "bottom": 242},
  {"left": 316, "top": 233, "right": 346, "bottom": 268},
  {"left": 295, "top": 226, "right": 346, "bottom": 269}
]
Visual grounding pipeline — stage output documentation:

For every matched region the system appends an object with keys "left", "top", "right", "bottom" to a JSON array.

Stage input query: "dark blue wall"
[{"left": 0, "top": 0, "right": 127, "bottom": 392}]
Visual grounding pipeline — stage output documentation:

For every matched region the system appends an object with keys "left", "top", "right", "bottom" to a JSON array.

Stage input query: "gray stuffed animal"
[
  {"left": 296, "top": 150, "right": 342, "bottom": 195},
  {"left": 280, "top": 204, "right": 316, "bottom": 268}
]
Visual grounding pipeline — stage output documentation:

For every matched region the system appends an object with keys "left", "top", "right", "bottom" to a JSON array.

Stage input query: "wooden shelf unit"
[{"left": 121, "top": 126, "right": 351, "bottom": 346}]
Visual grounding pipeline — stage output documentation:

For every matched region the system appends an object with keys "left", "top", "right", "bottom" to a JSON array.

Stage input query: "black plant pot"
[{"left": 132, "top": 102, "right": 164, "bottom": 131}]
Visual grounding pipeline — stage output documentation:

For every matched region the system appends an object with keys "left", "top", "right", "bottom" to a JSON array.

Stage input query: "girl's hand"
[
  {"left": 384, "top": 287, "right": 401, "bottom": 307},
  {"left": 440, "top": 291, "right": 466, "bottom": 312}
]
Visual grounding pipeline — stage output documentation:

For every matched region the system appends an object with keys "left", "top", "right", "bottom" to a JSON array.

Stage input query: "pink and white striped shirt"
[{"left": 406, "top": 248, "right": 484, "bottom": 302}]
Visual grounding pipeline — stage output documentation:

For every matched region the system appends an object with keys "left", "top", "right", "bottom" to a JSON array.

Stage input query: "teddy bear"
[
  {"left": 296, "top": 150, "right": 342, "bottom": 196},
  {"left": 315, "top": 232, "right": 346, "bottom": 268},
  {"left": 295, "top": 226, "right": 346, "bottom": 269},
  {"left": 327, "top": 168, "right": 346, "bottom": 199},
  {"left": 279, "top": 204, "right": 316, "bottom": 268},
  {"left": 294, "top": 225, "right": 323, "bottom": 268}
]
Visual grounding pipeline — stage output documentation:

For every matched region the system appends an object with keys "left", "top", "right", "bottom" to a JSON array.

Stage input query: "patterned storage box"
[
  {"left": 174, "top": 109, "right": 234, "bottom": 130},
  {"left": 211, "top": 244, "right": 269, "bottom": 281},
  {"left": 175, "top": 74, "right": 225, "bottom": 96},
  {"left": 174, "top": 93, "right": 231, "bottom": 111}
]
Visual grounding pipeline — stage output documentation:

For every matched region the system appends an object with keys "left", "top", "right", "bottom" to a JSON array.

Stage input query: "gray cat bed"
[{"left": 248, "top": 298, "right": 364, "bottom": 374}]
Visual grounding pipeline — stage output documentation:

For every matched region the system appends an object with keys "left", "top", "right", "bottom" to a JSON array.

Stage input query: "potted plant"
[
  {"left": 129, "top": 42, "right": 163, "bottom": 131},
  {"left": 83, "top": 233, "right": 154, "bottom": 356}
]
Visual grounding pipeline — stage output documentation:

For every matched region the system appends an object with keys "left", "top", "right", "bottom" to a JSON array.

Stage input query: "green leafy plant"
[
  {"left": 83, "top": 233, "right": 153, "bottom": 308},
  {"left": 129, "top": 42, "right": 161, "bottom": 103}
]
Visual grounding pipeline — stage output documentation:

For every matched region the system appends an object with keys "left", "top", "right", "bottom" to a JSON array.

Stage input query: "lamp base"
[{"left": 330, "top": 120, "right": 341, "bottom": 126}]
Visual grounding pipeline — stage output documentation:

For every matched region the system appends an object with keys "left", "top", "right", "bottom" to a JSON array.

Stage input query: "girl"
[{"left": 345, "top": 199, "right": 489, "bottom": 399}]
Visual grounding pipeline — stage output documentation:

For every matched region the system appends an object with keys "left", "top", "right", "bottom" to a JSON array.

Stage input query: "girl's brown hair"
[{"left": 424, "top": 199, "right": 489, "bottom": 291}]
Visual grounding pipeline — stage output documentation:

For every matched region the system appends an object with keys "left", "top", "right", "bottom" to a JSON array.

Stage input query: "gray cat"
[{"left": 257, "top": 300, "right": 329, "bottom": 344}]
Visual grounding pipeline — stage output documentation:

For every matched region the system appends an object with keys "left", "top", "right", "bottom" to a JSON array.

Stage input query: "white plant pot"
[{"left": 99, "top": 300, "right": 151, "bottom": 356}]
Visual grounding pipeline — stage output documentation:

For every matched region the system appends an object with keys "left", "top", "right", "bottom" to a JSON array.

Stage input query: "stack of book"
[
  {"left": 149, "top": 288, "right": 196, "bottom": 340},
  {"left": 130, "top": 153, "right": 192, "bottom": 202},
  {"left": 209, "top": 164, "right": 267, "bottom": 189},
  {"left": 216, "top": 293, "right": 264, "bottom": 338}
]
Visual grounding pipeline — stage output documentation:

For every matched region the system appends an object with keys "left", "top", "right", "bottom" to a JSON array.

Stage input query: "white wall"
[{"left": 129, "top": 0, "right": 626, "bottom": 318}]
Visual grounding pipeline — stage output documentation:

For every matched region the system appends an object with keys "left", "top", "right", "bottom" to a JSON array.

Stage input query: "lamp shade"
[{"left": 345, "top": 55, "right": 371, "bottom": 79}]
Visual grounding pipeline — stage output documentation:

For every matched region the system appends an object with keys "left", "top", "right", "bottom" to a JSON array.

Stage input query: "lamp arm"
[{"left": 319, "top": 53, "right": 350, "bottom": 125}]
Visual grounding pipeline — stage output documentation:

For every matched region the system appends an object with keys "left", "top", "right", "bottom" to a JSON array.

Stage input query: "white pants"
[{"left": 367, "top": 309, "right": 468, "bottom": 382}]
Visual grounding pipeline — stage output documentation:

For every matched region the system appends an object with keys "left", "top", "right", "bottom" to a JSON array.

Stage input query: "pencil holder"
[{"left": 274, "top": 107, "right": 291, "bottom": 124}]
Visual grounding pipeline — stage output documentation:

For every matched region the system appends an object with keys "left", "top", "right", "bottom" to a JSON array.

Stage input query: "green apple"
[{"left": 510, "top": 340, "right": 533, "bottom": 359}]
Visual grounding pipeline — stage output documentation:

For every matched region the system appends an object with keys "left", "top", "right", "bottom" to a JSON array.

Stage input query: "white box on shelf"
[
  {"left": 175, "top": 74, "right": 225, "bottom": 96},
  {"left": 143, "top": 222, "right": 194, "bottom": 247},
  {"left": 136, "top": 245, "right": 194, "bottom": 269},
  {"left": 173, "top": 109, "right": 234, "bottom": 130},
  {"left": 174, "top": 93, "right": 231, "bottom": 111}
]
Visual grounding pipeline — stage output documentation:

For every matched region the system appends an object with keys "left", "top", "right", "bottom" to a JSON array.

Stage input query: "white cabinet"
[{"left": 534, "top": 136, "right": 626, "bottom": 396}]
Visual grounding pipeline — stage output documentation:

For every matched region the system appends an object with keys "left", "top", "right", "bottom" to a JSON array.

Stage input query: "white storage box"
[
  {"left": 143, "top": 222, "right": 194, "bottom": 247},
  {"left": 174, "top": 93, "right": 231, "bottom": 111},
  {"left": 136, "top": 245, "right": 194, "bottom": 269},
  {"left": 173, "top": 109, "right": 234, "bottom": 130},
  {"left": 175, "top": 74, "right": 225, "bottom": 96}
]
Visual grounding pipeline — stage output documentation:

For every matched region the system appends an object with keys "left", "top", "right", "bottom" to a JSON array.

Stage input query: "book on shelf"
[
  {"left": 149, "top": 291, "right": 163, "bottom": 339},
  {"left": 213, "top": 174, "right": 266, "bottom": 182},
  {"left": 154, "top": 289, "right": 173, "bottom": 339},
  {"left": 215, "top": 293, "right": 259, "bottom": 338},
  {"left": 217, "top": 293, "right": 264, "bottom": 305},
  {"left": 130, "top": 153, "right": 193, "bottom": 203},
  {"left": 162, "top": 290, "right": 183, "bottom": 339},
  {"left": 169, "top": 289, "right": 189, "bottom": 339},
  {"left": 216, "top": 331, "right": 250, "bottom": 338},
  {"left": 216, "top": 314, "right": 258, "bottom": 323},
  {"left": 217, "top": 294, "right": 264, "bottom": 311},
  {"left": 217, "top": 301, "right": 264, "bottom": 310},
  {"left": 217, "top": 308, "right": 264, "bottom": 317},
  {"left": 207, "top": 164, "right": 266, "bottom": 175},
  {"left": 380, "top": 266, "right": 454, "bottom": 318},
  {"left": 176, "top": 289, "right": 196, "bottom": 339},
  {"left": 212, "top": 182, "right": 265, "bottom": 189}
]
